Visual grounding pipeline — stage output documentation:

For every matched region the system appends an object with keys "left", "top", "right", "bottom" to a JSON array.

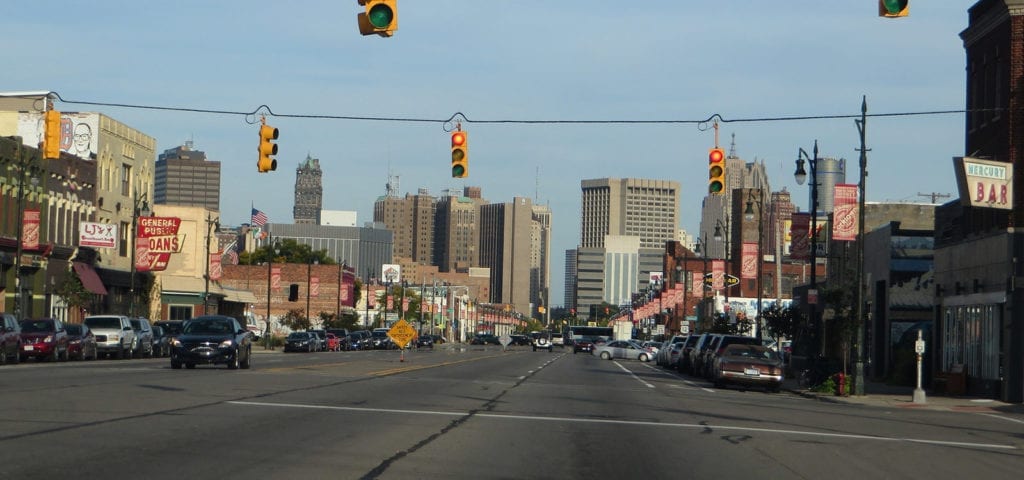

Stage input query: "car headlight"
[
  {"left": 219, "top": 339, "right": 234, "bottom": 348},
  {"left": 44, "top": 335, "right": 54, "bottom": 343},
  {"left": 171, "top": 339, "right": 182, "bottom": 347},
  {"left": 109, "top": 334, "right": 120, "bottom": 342}
]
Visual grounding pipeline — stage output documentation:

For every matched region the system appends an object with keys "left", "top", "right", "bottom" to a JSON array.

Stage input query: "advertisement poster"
[
  {"left": 741, "top": 242, "right": 758, "bottom": 279},
  {"left": 22, "top": 209, "right": 40, "bottom": 250},
  {"left": 790, "top": 213, "right": 810, "bottom": 260},
  {"left": 135, "top": 217, "right": 183, "bottom": 272},
  {"left": 79, "top": 222, "right": 117, "bottom": 248},
  {"left": 310, "top": 277, "right": 319, "bottom": 297},
  {"left": 832, "top": 183, "right": 858, "bottom": 241},
  {"left": 271, "top": 267, "right": 281, "bottom": 292},
  {"left": 208, "top": 253, "right": 222, "bottom": 281},
  {"left": 712, "top": 260, "right": 725, "bottom": 291}
]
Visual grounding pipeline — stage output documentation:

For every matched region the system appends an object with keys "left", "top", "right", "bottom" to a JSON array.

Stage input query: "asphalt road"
[{"left": 1, "top": 346, "right": 1023, "bottom": 479}]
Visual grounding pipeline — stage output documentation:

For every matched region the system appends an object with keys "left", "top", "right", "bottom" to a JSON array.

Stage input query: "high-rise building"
[
  {"left": 434, "top": 187, "right": 487, "bottom": 272},
  {"left": 293, "top": 154, "right": 322, "bottom": 225},
  {"left": 154, "top": 142, "right": 220, "bottom": 212},
  {"left": 580, "top": 178, "right": 680, "bottom": 249},
  {"left": 479, "top": 197, "right": 538, "bottom": 316},
  {"left": 374, "top": 188, "right": 435, "bottom": 264},
  {"left": 530, "top": 203, "right": 552, "bottom": 319},
  {"left": 564, "top": 249, "right": 578, "bottom": 310}
]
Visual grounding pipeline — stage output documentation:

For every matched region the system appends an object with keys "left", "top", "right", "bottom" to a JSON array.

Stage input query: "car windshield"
[
  {"left": 725, "top": 345, "right": 779, "bottom": 360},
  {"left": 184, "top": 320, "right": 233, "bottom": 335},
  {"left": 20, "top": 320, "right": 54, "bottom": 332},
  {"left": 130, "top": 320, "right": 144, "bottom": 329},
  {"left": 288, "top": 332, "right": 308, "bottom": 339},
  {"left": 65, "top": 324, "right": 82, "bottom": 335},
  {"left": 85, "top": 317, "right": 121, "bottom": 329},
  {"left": 158, "top": 323, "right": 183, "bottom": 335}
]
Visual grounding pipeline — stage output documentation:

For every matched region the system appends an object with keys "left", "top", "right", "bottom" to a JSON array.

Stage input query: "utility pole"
[
  {"left": 854, "top": 96, "right": 870, "bottom": 396},
  {"left": 916, "top": 192, "right": 951, "bottom": 204}
]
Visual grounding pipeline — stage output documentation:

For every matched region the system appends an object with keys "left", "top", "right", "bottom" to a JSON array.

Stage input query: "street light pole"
[
  {"left": 714, "top": 217, "right": 731, "bottom": 307},
  {"left": 854, "top": 96, "right": 869, "bottom": 395},
  {"left": 745, "top": 188, "right": 766, "bottom": 341},
  {"left": 203, "top": 213, "right": 220, "bottom": 315},
  {"left": 265, "top": 238, "right": 280, "bottom": 349},
  {"left": 129, "top": 192, "right": 150, "bottom": 317},
  {"left": 796, "top": 140, "right": 821, "bottom": 358}
]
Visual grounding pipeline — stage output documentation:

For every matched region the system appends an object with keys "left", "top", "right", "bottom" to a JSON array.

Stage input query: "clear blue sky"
[{"left": 6, "top": 1, "right": 972, "bottom": 305}]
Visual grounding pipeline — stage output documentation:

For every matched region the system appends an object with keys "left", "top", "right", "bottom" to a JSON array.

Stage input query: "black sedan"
[
  {"left": 416, "top": 335, "right": 434, "bottom": 349},
  {"left": 170, "top": 315, "right": 252, "bottom": 370}
]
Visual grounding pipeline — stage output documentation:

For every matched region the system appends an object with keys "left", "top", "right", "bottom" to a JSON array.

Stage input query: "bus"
[{"left": 566, "top": 325, "right": 614, "bottom": 344}]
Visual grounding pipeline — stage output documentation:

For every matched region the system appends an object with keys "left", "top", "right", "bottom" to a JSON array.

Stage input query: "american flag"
[{"left": 251, "top": 208, "right": 268, "bottom": 227}]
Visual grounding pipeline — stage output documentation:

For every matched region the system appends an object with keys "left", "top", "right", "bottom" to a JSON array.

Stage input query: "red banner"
[
  {"left": 692, "top": 276, "right": 704, "bottom": 295},
  {"left": 790, "top": 213, "right": 810, "bottom": 260},
  {"left": 741, "top": 242, "right": 758, "bottom": 279},
  {"left": 271, "top": 267, "right": 281, "bottom": 292},
  {"left": 310, "top": 276, "right": 319, "bottom": 297},
  {"left": 712, "top": 260, "right": 725, "bottom": 291},
  {"left": 386, "top": 295, "right": 394, "bottom": 310},
  {"left": 402, "top": 297, "right": 409, "bottom": 313},
  {"left": 136, "top": 216, "right": 182, "bottom": 272},
  {"left": 833, "top": 183, "right": 858, "bottom": 241},
  {"left": 209, "top": 253, "right": 222, "bottom": 281},
  {"left": 22, "top": 209, "right": 40, "bottom": 250}
]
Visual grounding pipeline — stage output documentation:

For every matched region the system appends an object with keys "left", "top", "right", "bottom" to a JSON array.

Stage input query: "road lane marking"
[
  {"left": 228, "top": 400, "right": 1017, "bottom": 451},
  {"left": 613, "top": 361, "right": 655, "bottom": 388},
  {"left": 978, "top": 413, "right": 1024, "bottom": 425}
]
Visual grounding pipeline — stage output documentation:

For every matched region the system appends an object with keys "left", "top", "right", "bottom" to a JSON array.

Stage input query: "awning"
[
  {"left": 73, "top": 262, "right": 108, "bottom": 295},
  {"left": 222, "top": 288, "right": 258, "bottom": 304}
]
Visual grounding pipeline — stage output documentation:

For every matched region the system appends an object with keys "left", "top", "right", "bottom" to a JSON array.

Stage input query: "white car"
[
  {"left": 84, "top": 315, "right": 136, "bottom": 359},
  {"left": 532, "top": 333, "right": 553, "bottom": 352}
]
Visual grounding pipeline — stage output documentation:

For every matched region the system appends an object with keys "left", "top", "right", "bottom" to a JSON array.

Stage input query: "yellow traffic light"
[
  {"left": 358, "top": 0, "right": 398, "bottom": 37},
  {"left": 451, "top": 130, "right": 468, "bottom": 178},
  {"left": 43, "top": 110, "right": 62, "bottom": 159},
  {"left": 879, "top": 0, "right": 908, "bottom": 18},
  {"left": 708, "top": 148, "right": 726, "bottom": 194},
  {"left": 258, "top": 121, "right": 278, "bottom": 173}
]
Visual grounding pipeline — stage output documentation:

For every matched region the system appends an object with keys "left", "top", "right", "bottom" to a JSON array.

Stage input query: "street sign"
[
  {"left": 498, "top": 334, "right": 512, "bottom": 347},
  {"left": 387, "top": 319, "right": 417, "bottom": 348},
  {"left": 703, "top": 273, "right": 739, "bottom": 287}
]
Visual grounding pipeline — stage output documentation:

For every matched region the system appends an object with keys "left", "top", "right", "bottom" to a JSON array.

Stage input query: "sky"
[{"left": 5, "top": 1, "right": 973, "bottom": 306}]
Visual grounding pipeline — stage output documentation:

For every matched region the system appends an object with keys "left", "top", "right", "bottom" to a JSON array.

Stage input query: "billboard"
[
  {"left": 136, "top": 217, "right": 184, "bottom": 272},
  {"left": 79, "top": 222, "right": 117, "bottom": 248},
  {"left": 17, "top": 112, "right": 99, "bottom": 160}
]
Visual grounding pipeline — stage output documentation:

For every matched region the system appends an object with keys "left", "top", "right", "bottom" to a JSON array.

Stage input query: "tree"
[
  {"left": 708, "top": 313, "right": 752, "bottom": 335},
  {"left": 279, "top": 308, "right": 311, "bottom": 331},
  {"left": 54, "top": 269, "right": 94, "bottom": 316},
  {"left": 239, "top": 238, "right": 335, "bottom": 265},
  {"left": 763, "top": 304, "right": 800, "bottom": 348}
]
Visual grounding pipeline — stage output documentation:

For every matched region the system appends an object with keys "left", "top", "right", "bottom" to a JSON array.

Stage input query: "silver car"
[{"left": 592, "top": 340, "right": 646, "bottom": 361}]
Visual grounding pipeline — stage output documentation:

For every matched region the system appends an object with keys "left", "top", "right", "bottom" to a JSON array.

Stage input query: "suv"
[
  {"left": 130, "top": 318, "right": 155, "bottom": 358},
  {"left": 19, "top": 318, "right": 69, "bottom": 362},
  {"left": 84, "top": 315, "right": 136, "bottom": 359},
  {"left": 0, "top": 313, "right": 21, "bottom": 365},
  {"left": 532, "top": 332, "right": 553, "bottom": 352}
]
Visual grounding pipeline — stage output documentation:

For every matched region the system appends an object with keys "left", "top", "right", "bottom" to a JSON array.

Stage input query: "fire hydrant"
[{"left": 835, "top": 372, "right": 847, "bottom": 396}]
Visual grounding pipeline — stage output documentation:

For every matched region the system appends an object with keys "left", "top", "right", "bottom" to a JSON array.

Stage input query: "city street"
[{"left": 0, "top": 346, "right": 1022, "bottom": 479}]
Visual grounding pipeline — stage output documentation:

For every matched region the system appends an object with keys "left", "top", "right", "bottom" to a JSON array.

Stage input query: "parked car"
[
  {"left": 703, "top": 335, "right": 762, "bottom": 379},
  {"left": 0, "top": 313, "right": 22, "bottom": 365},
  {"left": 592, "top": 340, "right": 645, "bottom": 360},
  {"left": 370, "top": 329, "right": 392, "bottom": 349},
  {"left": 688, "top": 333, "right": 719, "bottom": 378},
  {"left": 130, "top": 318, "right": 155, "bottom": 358},
  {"left": 416, "top": 335, "right": 434, "bottom": 349},
  {"left": 657, "top": 335, "right": 687, "bottom": 367},
  {"left": 325, "top": 333, "right": 341, "bottom": 351},
  {"left": 510, "top": 334, "right": 531, "bottom": 346},
  {"left": 711, "top": 344, "right": 784, "bottom": 392},
  {"left": 284, "top": 332, "right": 316, "bottom": 352},
  {"left": 151, "top": 325, "right": 171, "bottom": 357},
  {"left": 19, "top": 318, "right": 69, "bottom": 362},
  {"left": 664, "top": 341, "right": 686, "bottom": 369},
  {"left": 471, "top": 334, "right": 500, "bottom": 345},
  {"left": 154, "top": 320, "right": 185, "bottom": 339},
  {"left": 65, "top": 323, "right": 97, "bottom": 361},
  {"left": 84, "top": 315, "right": 136, "bottom": 359},
  {"left": 309, "top": 329, "right": 328, "bottom": 351},
  {"left": 677, "top": 335, "right": 701, "bottom": 373},
  {"left": 170, "top": 315, "right": 252, "bottom": 369}
]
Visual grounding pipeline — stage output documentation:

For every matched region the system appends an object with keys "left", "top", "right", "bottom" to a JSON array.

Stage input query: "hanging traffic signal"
[
  {"left": 257, "top": 120, "right": 278, "bottom": 173},
  {"left": 878, "top": 0, "right": 908, "bottom": 17},
  {"left": 451, "top": 130, "right": 468, "bottom": 178},
  {"left": 288, "top": 284, "right": 299, "bottom": 302},
  {"left": 43, "top": 110, "right": 61, "bottom": 159},
  {"left": 708, "top": 147, "right": 726, "bottom": 194},
  {"left": 358, "top": 0, "right": 398, "bottom": 37}
]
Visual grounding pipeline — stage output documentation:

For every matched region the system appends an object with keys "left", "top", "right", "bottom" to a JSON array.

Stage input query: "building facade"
[
  {"left": 479, "top": 197, "right": 535, "bottom": 316},
  {"left": 373, "top": 189, "right": 435, "bottom": 265},
  {"left": 293, "top": 155, "right": 322, "bottom": 225},
  {"left": 580, "top": 178, "right": 680, "bottom": 249},
  {"left": 154, "top": 142, "right": 220, "bottom": 211}
]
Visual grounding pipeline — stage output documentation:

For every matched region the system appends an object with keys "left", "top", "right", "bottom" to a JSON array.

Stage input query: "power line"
[{"left": 1, "top": 91, "right": 994, "bottom": 126}]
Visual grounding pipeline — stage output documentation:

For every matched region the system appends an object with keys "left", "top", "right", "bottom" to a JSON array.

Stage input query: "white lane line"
[
  {"left": 977, "top": 413, "right": 1024, "bottom": 425},
  {"left": 702, "top": 388, "right": 716, "bottom": 393},
  {"left": 518, "top": 376, "right": 526, "bottom": 380},
  {"left": 614, "top": 361, "right": 655, "bottom": 388},
  {"left": 228, "top": 401, "right": 1016, "bottom": 451}
]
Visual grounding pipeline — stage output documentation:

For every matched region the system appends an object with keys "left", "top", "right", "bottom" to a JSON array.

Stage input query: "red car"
[
  {"left": 325, "top": 333, "right": 341, "bottom": 352},
  {"left": 19, "top": 318, "right": 70, "bottom": 362}
]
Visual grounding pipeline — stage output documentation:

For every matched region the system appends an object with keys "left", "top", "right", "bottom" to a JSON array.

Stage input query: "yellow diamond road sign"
[{"left": 387, "top": 319, "right": 417, "bottom": 348}]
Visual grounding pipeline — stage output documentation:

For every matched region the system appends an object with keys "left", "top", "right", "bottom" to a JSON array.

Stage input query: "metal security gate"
[{"left": 942, "top": 304, "right": 1000, "bottom": 382}]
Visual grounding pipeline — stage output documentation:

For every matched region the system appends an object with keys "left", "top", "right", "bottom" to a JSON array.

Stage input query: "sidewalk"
[{"left": 783, "top": 377, "right": 1024, "bottom": 414}]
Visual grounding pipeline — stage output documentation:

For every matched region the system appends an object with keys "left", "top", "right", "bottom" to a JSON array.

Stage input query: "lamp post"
[
  {"left": 795, "top": 140, "right": 821, "bottom": 358},
  {"left": 128, "top": 192, "right": 150, "bottom": 317},
  {"left": 694, "top": 235, "right": 710, "bottom": 332},
  {"left": 203, "top": 213, "right": 220, "bottom": 315},
  {"left": 854, "top": 96, "right": 868, "bottom": 395},
  {"left": 11, "top": 140, "right": 40, "bottom": 319},
  {"left": 307, "top": 258, "right": 318, "bottom": 327},
  {"left": 713, "top": 217, "right": 731, "bottom": 306},
  {"left": 265, "top": 239, "right": 280, "bottom": 349},
  {"left": 745, "top": 188, "right": 766, "bottom": 341}
]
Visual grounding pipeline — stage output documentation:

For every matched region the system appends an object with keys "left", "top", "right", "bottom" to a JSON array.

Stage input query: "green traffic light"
[
  {"left": 368, "top": 4, "right": 394, "bottom": 28},
  {"left": 709, "top": 181, "right": 723, "bottom": 193},
  {"left": 452, "top": 165, "right": 465, "bottom": 177},
  {"left": 881, "top": 0, "right": 907, "bottom": 14}
]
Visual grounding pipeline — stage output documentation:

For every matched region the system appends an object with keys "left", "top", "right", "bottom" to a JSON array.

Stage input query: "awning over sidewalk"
[
  {"left": 222, "top": 287, "right": 258, "bottom": 304},
  {"left": 72, "top": 262, "right": 108, "bottom": 295}
]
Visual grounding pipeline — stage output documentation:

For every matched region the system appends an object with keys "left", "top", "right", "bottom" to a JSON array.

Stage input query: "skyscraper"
[
  {"left": 373, "top": 188, "right": 435, "bottom": 264},
  {"left": 479, "top": 197, "right": 540, "bottom": 316},
  {"left": 293, "top": 154, "right": 322, "bottom": 225},
  {"left": 580, "top": 178, "right": 680, "bottom": 249},
  {"left": 434, "top": 187, "right": 487, "bottom": 272},
  {"left": 155, "top": 142, "right": 220, "bottom": 212}
]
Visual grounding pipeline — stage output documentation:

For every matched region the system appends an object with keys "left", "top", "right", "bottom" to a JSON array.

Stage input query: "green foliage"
[
  {"left": 708, "top": 313, "right": 752, "bottom": 335},
  {"left": 279, "top": 308, "right": 311, "bottom": 331},
  {"left": 519, "top": 319, "right": 545, "bottom": 334},
  {"left": 812, "top": 376, "right": 837, "bottom": 394},
  {"left": 54, "top": 269, "right": 93, "bottom": 314},
  {"left": 763, "top": 304, "right": 800, "bottom": 344},
  {"left": 239, "top": 238, "right": 335, "bottom": 265}
]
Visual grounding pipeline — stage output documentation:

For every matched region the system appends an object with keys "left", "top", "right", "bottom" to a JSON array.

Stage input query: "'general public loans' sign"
[
  {"left": 136, "top": 217, "right": 184, "bottom": 272},
  {"left": 955, "top": 157, "right": 1013, "bottom": 210}
]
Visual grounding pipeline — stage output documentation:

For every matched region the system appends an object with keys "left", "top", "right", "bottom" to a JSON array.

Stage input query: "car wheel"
[
  {"left": 240, "top": 347, "right": 252, "bottom": 369},
  {"left": 228, "top": 349, "right": 240, "bottom": 369},
  {"left": 640, "top": 353, "right": 649, "bottom": 362},
  {"left": 50, "top": 348, "right": 59, "bottom": 362},
  {"left": 600, "top": 351, "right": 611, "bottom": 360},
  {"left": 126, "top": 344, "right": 134, "bottom": 360},
  {"left": 532, "top": 346, "right": 537, "bottom": 351},
  {"left": 171, "top": 359, "right": 182, "bottom": 369}
]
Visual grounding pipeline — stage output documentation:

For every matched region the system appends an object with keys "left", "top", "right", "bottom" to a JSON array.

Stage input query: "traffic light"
[
  {"left": 879, "top": 0, "right": 908, "bottom": 17},
  {"left": 258, "top": 121, "right": 278, "bottom": 173},
  {"left": 708, "top": 147, "right": 726, "bottom": 194},
  {"left": 451, "top": 130, "right": 468, "bottom": 178},
  {"left": 288, "top": 284, "right": 299, "bottom": 301},
  {"left": 43, "top": 110, "right": 61, "bottom": 159},
  {"left": 358, "top": 0, "right": 398, "bottom": 37}
]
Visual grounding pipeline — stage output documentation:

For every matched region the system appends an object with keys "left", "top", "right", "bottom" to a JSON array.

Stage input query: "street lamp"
[
  {"left": 713, "top": 217, "right": 731, "bottom": 305},
  {"left": 694, "top": 235, "right": 711, "bottom": 331},
  {"left": 203, "top": 213, "right": 220, "bottom": 315},
  {"left": 795, "top": 140, "right": 821, "bottom": 358},
  {"left": 128, "top": 192, "right": 150, "bottom": 317},
  {"left": 265, "top": 238, "right": 280, "bottom": 349},
  {"left": 307, "top": 257, "right": 319, "bottom": 327},
  {"left": 745, "top": 188, "right": 766, "bottom": 341},
  {"left": 11, "top": 141, "right": 40, "bottom": 319}
]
